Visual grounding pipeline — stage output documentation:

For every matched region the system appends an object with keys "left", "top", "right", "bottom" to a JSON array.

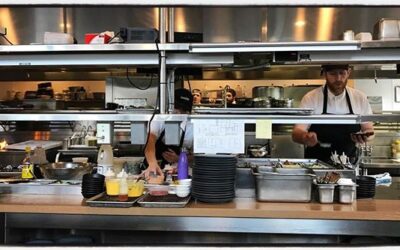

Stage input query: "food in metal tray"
[{"left": 316, "top": 172, "right": 341, "bottom": 184}]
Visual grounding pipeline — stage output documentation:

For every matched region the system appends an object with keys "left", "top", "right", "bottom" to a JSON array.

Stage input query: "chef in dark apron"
[
  {"left": 292, "top": 64, "right": 374, "bottom": 163},
  {"left": 143, "top": 88, "right": 193, "bottom": 178}
]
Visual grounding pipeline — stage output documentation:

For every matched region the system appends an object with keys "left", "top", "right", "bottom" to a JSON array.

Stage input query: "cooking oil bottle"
[{"left": 21, "top": 146, "right": 34, "bottom": 179}]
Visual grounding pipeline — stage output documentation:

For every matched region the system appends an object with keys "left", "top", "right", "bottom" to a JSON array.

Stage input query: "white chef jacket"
[{"left": 298, "top": 85, "right": 373, "bottom": 130}]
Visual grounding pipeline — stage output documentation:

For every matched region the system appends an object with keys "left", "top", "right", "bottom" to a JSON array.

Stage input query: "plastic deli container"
[
  {"left": 317, "top": 184, "right": 336, "bottom": 204},
  {"left": 338, "top": 185, "right": 357, "bottom": 204},
  {"left": 148, "top": 185, "right": 169, "bottom": 196}
]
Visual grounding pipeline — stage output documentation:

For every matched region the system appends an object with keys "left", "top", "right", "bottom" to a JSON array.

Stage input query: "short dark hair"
[
  {"left": 175, "top": 88, "right": 193, "bottom": 112},
  {"left": 227, "top": 88, "right": 236, "bottom": 97},
  {"left": 321, "top": 64, "right": 350, "bottom": 72},
  {"left": 192, "top": 89, "right": 201, "bottom": 95}
]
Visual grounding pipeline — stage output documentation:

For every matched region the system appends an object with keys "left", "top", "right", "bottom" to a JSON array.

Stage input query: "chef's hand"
[
  {"left": 162, "top": 149, "right": 179, "bottom": 163},
  {"left": 351, "top": 130, "right": 374, "bottom": 144},
  {"left": 143, "top": 162, "right": 164, "bottom": 179},
  {"left": 303, "top": 132, "right": 318, "bottom": 147}
]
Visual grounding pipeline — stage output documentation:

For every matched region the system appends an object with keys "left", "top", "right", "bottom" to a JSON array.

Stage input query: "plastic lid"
[
  {"left": 104, "top": 168, "right": 115, "bottom": 177},
  {"left": 117, "top": 169, "right": 128, "bottom": 178}
]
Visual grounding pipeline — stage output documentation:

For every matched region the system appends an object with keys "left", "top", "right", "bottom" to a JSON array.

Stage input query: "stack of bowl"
[
  {"left": 81, "top": 173, "right": 105, "bottom": 198},
  {"left": 356, "top": 176, "right": 376, "bottom": 199},
  {"left": 176, "top": 179, "right": 192, "bottom": 197}
]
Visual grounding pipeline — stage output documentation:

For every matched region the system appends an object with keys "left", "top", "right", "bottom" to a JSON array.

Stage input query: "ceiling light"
[{"left": 295, "top": 21, "right": 306, "bottom": 27}]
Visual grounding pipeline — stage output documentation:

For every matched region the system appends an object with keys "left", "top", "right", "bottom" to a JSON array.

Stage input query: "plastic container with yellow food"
[
  {"left": 128, "top": 179, "right": 145, "bottom": 197},
  {"left": 105, "top": 178, "right": 120, "bottom": 196}
]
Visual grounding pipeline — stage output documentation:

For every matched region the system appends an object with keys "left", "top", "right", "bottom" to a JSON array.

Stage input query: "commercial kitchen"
[{"left": 0, "top": 0, "right": 400, "bottom": 246}]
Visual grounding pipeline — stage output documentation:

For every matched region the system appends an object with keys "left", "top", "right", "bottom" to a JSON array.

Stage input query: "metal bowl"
[{"left": 39, "top": 162, "right": 94, "bottom": 180}]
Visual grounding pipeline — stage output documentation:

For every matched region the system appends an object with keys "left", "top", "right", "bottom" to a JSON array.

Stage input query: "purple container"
[{"left": 177, "top": 150, "right": 188, "bottom": 180}]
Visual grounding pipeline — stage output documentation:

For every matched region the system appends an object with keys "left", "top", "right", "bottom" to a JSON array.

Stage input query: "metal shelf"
[
  {"left": 0, "top": 44, "right": 189, "bottom": 53},
  {"left": 0, "top": 44, "right": 233, "bottom": 67},
  {"left": 0, "top": 111, "right": 188, "bottom": 122},
  {"left": 190, "top": 41, "right": 360, "bottom": 53},
  {"left": 361, "top": 114, "right": 400, "bottom": 123},
  {"left": 1, "top": 0, "right": 394, "bottom": 6},
  {"left": 1, "top": 112, "right": 400, "bottom": 124},
  {"left": 189, "top": 114, "right": 360, "bottom": 124}
]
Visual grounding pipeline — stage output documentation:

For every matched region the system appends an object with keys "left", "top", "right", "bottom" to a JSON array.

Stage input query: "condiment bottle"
[
  {"left": 21, "top": 146, "right": 34, "bottom": 179},
  {"left": 118, "top": 169, "right": 128, "bottom": 201},
  {"left": 177, "top": 148, "right": 188, "bottom": 180}
]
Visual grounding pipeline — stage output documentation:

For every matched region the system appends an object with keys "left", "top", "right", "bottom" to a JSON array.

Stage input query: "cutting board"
[{"left": 6, "top": 140, "right": 62, "bottom": 151}]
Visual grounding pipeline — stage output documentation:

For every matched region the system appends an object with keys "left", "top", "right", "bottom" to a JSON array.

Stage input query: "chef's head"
[
  {"left": 192, "top": 89, "right": 202, "bottom": 104},
  {"left": 226, "top": 89, "right": 236, "bottom": 104},
  {"left": 321, "top": 64, "right": 351, "bottom": 95},
  {"left": 174, "top": 88, "right": 193, "bottom": 114}
]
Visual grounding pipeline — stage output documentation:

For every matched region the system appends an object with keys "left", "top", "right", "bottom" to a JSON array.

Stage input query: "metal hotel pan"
[{"left": 252, "top": 167, "right": 315, "bottom": 202}]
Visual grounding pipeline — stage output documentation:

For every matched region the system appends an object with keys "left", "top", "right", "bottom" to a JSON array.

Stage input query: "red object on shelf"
[{"left": 84, "top": 33, "right": 111, "bottom": 44}]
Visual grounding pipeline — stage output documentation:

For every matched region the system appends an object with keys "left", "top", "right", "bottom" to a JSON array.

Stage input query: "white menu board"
[{"left": 192, "top": 119, "right": 245, "bottom": 154}]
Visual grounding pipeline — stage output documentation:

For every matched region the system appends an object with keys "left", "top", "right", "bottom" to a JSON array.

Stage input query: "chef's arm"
[
  {"left": 292, "top": 125, "right": 318, "bottom": 147},
  {"left": 144, "top": 132, "right": 163, "bottom": 178}
]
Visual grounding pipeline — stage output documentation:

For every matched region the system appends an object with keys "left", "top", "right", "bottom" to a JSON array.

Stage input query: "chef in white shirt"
[
  {"left": 292, "top": 64, "right": 374, "bottom": 162},
  {"left": 143, "top": 88, "right": 193, "bottom": 178}
]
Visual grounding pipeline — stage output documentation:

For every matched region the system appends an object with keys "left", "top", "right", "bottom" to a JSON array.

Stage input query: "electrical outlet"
[
  {"left": 96, "top": 122, "right": 113, "bottom": 144},
  {"left": 0, "top": 27, "right": 6, "bottom": 36}
]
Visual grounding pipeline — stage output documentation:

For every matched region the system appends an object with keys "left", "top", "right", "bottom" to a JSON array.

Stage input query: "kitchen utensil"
[
  {"left": 39, "top": 162, "right": 94, "bottom": 180},
  {"left": 252, "top": 86, "right": 283, "bottom": 99}
]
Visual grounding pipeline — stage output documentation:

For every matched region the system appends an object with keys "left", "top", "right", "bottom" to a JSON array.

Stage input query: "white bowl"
[
  {"left": 176, "top": 188, "right": 190, "bottom": 197},
  {"left": 176, "top": 184, "right": 191, "bottom": 191},
  {"left": 178, "top": 179, "right": 192, "bottom": 185}
]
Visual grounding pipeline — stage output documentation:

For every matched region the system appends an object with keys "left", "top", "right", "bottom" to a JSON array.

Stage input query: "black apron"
[
  {"left": 304, "top": 85, "right": 361, "bottom": 163},
  {"left": 144, "top": 129, "right": 186, "bottom": 169}
]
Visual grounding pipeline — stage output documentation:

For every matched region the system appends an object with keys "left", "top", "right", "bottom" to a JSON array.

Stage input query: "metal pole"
[
  {"left": 168, "top": 8, "right": 175, "bottom": 113},
  {"left": 168, "top": 8, "right": 175, "bottom": 43},
  {"left": 159, "top": 8, "right": 167, "bottom": 114}
]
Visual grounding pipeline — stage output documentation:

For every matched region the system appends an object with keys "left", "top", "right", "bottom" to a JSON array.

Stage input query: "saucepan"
[{"left": 39, "top": 162, "right": 95, "bottom": 180}]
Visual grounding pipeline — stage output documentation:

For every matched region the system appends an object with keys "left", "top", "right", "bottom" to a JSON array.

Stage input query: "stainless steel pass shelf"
[
  {"left": 190, "top": 114, "right": 359, "bottom": 124},
  {"left": 2, "top": 0, "right": 394, "bottom": 6},
  {"left": 0, "top": 44, "right": 233, "bottom": 67},
  {"left": 0, "top": 111, "right": 188, "bottom": 122},
  {"left": 0, "top": 111, "right": 359, "bottom": 123},
  {"left": 190, "top": 41, "right": 361, "bottom": 53}
]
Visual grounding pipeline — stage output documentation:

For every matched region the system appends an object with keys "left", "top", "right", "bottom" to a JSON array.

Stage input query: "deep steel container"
[{"left": 252, "top": 167, "right": 314, "bottom": 202}]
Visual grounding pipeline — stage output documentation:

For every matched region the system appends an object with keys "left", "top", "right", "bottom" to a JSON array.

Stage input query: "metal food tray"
[
  {"left": 193, "top": 107, "right": 314, "bottom": 115},
  {"left": 252, "top": 167, "right": 315, "bottom": 202},
  {"left": 86, "top": 192, "right": 141, "bottom": 208},
  {"left": 137, "top": 194, "right": 191, "bottom": 208},
  {"left": 242, "top": 158, "right": 333, "bottom": 169}
]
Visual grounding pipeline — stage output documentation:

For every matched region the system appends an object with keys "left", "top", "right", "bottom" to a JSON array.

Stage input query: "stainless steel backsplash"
[{"left": 1, "top": 7, "right": 400, "bottom": 45}]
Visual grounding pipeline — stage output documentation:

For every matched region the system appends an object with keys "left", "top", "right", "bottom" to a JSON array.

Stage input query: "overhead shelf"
[
  {"left": 189, "top": 114, "right": 359, "bottom": 124},
  {"left": 361, "top": 114, "right": 400, "bottom": 123},
  {"left": 0, "top": 44, "right": 190, "bottom": 53},
  {"left": 0, "top": 111, "right": 188, "bottom": 122},
  {"left": 0, "top": 111, "right": 361, "bottom": 124},
  {"left": 189, "top": 41, "right": 361, "bottom": 53},
  {"left": 1, "top": 0, "right": 396, "bottom": 6},
  {"left": 0, "top": 44, "right": 233, "bottom": 67}
]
